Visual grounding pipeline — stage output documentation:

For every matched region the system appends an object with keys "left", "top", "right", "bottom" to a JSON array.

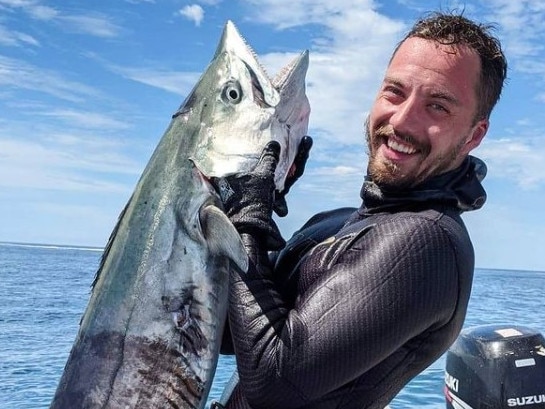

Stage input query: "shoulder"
[
  {"left": 301, "top": 208, "right": 474, "bottom": 278},
  {"left": 363, "top": 208, "right": 471, "bottom": 246},
  {"left": 338, "top": 208, "right": 474, "bottom": 272}
]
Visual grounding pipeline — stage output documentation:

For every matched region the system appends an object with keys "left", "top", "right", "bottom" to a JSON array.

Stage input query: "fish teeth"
[
  {"left": 273, "top": 56, "right": 298, "bottom": 89},
  {"left": 228, "top": 21, "right": 272, "bottom": 83},
  {"left": 272, "top": 50, "right": 308, "bottom": 91}
]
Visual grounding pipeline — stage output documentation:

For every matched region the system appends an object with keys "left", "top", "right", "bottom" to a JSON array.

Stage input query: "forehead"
[{"left": 387, "top": 37, "right": 481, "bottom": 101}]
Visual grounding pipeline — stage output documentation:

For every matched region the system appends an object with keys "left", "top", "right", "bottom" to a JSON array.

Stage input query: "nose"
[{"left": 388, "top": 97, "right": 421, "bottom": 136}]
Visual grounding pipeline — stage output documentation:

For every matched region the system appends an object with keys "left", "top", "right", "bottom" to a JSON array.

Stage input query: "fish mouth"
[{"left": 191, "top": 162, "right": 222, "bottom": 204}]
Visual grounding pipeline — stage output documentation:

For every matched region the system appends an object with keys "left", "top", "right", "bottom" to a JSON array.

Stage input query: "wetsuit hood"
[{"left": 360, "top": 155, "right": 487, "bottom": 214}]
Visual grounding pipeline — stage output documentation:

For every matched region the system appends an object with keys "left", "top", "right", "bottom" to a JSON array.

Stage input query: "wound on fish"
[{"left": 162, "top": 292, "right": 208, "bottom": 356}]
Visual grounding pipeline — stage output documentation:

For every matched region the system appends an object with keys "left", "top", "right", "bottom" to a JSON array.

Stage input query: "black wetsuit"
[{"left": 224, "top": 156, "right": 487, "bottom": 409}]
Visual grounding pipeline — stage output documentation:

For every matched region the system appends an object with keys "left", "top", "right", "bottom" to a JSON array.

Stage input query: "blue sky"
[{"left": 1, "top": 0, "right": 544, "bottom": 271}]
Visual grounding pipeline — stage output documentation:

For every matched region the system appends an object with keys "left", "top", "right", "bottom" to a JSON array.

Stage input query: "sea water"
[{"left": 1, "top": 242, "right": 544, "bottom": 409}]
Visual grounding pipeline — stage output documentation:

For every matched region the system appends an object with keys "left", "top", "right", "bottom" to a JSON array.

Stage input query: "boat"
[{"left": 445, "top": 324, "right": 545, "bottom": 409}]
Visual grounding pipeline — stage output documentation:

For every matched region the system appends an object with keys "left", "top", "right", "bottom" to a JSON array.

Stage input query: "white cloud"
[
  {"left": 487, "top": 0, "right": 545, "bottom": 61},
  {"left": 242, "top": 0, "right": 372, "bottom": 29},
  {"left": 0, "top": 136, "right": 140, "bottom": 193},
  {"left": 56, "top": 14, "right": 122, "bottom": 38},
  {"left": 474, "top": 136, "right": 545, "bottom": 189},
  {"left": 108, "top": 64, "right": 201, "bottom": 95},
  {"left": 313, "top": 165, "right": 362, "bottom": 176},
  {"left": 38, "top": 109, "right": 131, "bottom": 130},
  {"left": 0, "top": 24, "right": 40, "bottom": 46},
  {"left": 516, "top": 59, "right": 545, "bottom": 78},
  {"left": 0, "top": 0, "right": 35, "bottom": 8},
  {"left": 0, "top": 104, "right": 144, "bottom": 195},
  {"left": 0, "top": 55, "right": 101, "bottom": 102},
  {"left": 396, "top": 0, "right": 479, "bottom": 14},
  {"left": 0, "top": 1, "right": 121, "bottom": 38},
  {"left": 26, "top": 4, "right": 59, "bottom": 20},
  {"left": 179, "top": 5, "right": 205, "bottom": 26},
  {"left": 484, "top": 0, "right": 545, "bottom": 102},
  {"left": 463, "top": 201, "right": 545, "bottom": 270}
]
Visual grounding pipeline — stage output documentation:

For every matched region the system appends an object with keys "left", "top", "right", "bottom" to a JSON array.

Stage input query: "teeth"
[{"left": 387, "top": 138, "right": 416, "bottom": 154}]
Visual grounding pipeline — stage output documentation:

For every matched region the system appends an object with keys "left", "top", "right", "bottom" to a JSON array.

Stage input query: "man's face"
[{"left": 366, "top": 37, "right": 489, "bottom": 187}]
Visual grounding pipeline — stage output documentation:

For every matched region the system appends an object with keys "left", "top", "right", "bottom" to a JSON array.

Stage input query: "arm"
[
  {"left": 217, "top": 138, "right": 312, "bottom": 356},
  {"left": 229, "top": 216, "right": 461, "bottom": 408}
]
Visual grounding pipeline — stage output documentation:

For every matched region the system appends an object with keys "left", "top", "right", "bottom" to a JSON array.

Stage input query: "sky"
[{"left": 1, "top": 0, "right": 545, "bottom": 272}]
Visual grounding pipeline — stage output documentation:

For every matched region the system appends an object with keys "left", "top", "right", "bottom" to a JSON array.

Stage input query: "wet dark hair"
[{"left": 393, "top": 12, "right": 508, "bottom": 121}]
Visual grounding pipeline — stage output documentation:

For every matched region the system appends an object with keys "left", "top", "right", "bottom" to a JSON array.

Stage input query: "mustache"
[{"left": 372, "top": 124, "right": 430, "bottom": 155}]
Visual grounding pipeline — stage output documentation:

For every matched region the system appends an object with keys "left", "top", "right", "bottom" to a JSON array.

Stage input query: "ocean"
[{"left": 1, "top": 242, "right": 544, "bottom": 409}]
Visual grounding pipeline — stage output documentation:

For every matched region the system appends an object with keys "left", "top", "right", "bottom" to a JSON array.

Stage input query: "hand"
[
  {"left": 212, "top": 141, "right": 285, "bottom": 250},
  {"left": 273, "top": 135, "right": 313, "bottom": 217}
]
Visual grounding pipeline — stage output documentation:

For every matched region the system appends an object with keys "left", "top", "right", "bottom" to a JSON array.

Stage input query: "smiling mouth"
[{"left": 386, "top": 136, "right": 418, "bottom": 155}]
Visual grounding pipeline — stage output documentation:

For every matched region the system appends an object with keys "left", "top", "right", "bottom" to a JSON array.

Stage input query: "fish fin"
[
  {"left": 200, "top": 205, "right": 249, "bottom": 273},
  {"left": 92, "top": 193, "right": 134, "bottom": 289}
]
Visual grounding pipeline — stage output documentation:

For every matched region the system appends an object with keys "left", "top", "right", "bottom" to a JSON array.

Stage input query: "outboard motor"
[{"left": 445, "top": 324, "right": 545, "bottom": 408}]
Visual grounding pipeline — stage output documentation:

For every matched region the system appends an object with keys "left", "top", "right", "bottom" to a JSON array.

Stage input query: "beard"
[{"left": 364, "top": 117, "right": 465, "bottom": 188}]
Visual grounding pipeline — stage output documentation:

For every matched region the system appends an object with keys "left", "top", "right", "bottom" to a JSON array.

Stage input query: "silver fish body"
[{"left": 50, "top": 21, "right": 309, "bottom": 409}]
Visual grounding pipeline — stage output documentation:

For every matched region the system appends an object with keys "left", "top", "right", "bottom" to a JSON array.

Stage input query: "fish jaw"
[{"left": 273, "top": 50, "right": 311, "bottom": 190}]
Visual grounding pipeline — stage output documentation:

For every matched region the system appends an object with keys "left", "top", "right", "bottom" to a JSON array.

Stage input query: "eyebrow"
[{"left": 383, "top": 76, "right": 461, "bottom": 106}]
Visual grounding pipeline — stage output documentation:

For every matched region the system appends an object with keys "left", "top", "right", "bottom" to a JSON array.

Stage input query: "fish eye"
[{"left": 222, "top": 81, "right": 242, "bottom": 104}]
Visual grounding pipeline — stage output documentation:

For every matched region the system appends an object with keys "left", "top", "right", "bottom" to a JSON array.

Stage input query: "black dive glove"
[
  {"left": 213, "top": 141, "right": 285, "bottom": 251},
  {"left": 273, "top": 135, "right": 313, "bottom": 217}
]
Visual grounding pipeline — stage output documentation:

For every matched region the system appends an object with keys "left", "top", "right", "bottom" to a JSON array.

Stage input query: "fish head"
[{"left": 180, "top": 20, "right": 310, "bottom": 192}]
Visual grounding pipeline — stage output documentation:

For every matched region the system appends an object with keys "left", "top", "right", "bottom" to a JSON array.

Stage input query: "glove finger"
[
  {"left": 299, "top": 135, "right": 313, "bottom": 157},
  {"left": 257, "top": 141, "right": 281, "bottom": 175},
  {"left": 273, "top": 193, "right": 288, "bottom": 217},
  {"left": 293, "top": 135, "right": 313, "bottom": 178},
  {"left": 282, "top": 135, "right": 313, "bottom": 194}
]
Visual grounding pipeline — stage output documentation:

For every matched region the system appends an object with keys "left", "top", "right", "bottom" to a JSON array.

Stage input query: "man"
[{"left": 214, "top": 12, "right": 507, "bottom": 409}]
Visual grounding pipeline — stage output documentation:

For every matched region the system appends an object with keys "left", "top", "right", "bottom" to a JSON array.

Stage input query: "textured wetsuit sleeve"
[{"left": 228, "top": 215, "right": 464, "bottom": 408}]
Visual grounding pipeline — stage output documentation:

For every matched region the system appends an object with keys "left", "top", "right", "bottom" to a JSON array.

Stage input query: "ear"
[{"left": 462, "top": 119, "right": 488, "bottom": 154}]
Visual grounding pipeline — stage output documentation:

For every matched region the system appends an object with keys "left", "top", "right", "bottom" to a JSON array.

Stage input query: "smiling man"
[
  {"left": 214, "top": 12, "right": 508, "bottom": 409},
  {"left": 366, "top": 33, "right": 491, "bottom": 188}
]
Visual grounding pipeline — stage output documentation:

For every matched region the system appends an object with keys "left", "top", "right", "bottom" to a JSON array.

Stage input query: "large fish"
[{"left": 50, "top": 21, "right": 310, "bottom": 409}]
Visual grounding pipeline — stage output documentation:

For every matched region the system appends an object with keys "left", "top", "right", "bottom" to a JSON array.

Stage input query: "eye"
[
  {"left": 385, "top": 85, "right": 402, "bottom": 96},
  {"left": 382, "top": 85, "right": 405, "bottom": 102},
  {"left": 429, "top": 103, "right": 449, "bottom": 114},
  {"left": 222, "top": 81, "right": 242, "bottom": 104}
]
